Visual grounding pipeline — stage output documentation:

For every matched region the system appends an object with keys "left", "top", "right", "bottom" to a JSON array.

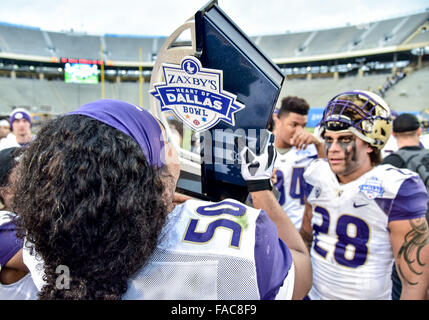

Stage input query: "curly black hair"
[
  {"left": 0, "top": 147, "right": 22, "bottom": 207},
  {"left": 13, "top": 115, "right": 168, "bottom": 300}
]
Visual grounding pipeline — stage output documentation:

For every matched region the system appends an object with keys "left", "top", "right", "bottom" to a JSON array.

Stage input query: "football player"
[
  {"left": 0, "top": 147, "right": 37, "bottom": 299},
  {"left": 17, "top": 99, "right": 312, "bottom": 300},
  {"left": 300, "top": 90, "right": 429, "bottom": 299},
  {"left": 0, "top": 109, "right": 34, "bottom": 151},
  {"left": 272, "top": 96, "right": 325, "bottom": 229}
]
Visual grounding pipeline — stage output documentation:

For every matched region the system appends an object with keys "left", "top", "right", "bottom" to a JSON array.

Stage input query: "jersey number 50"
[{"left": 183, "top": 201, "right": 246, "bottom": 248}]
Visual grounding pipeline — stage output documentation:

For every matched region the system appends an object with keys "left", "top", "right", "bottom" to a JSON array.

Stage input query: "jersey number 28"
[{"left": 313, "top": 206, "right": 370, "bottom": 268}]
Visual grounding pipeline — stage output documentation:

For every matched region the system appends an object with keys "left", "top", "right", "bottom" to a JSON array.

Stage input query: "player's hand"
[
  {"left": 271, "top": 168, "right": 278, "bottom": 185},
  {"left": 290, "top": 129, "right": 321, "bottom": 150},
  {"left": 239, "top": 130, "right": 277, "bottom": 192}
]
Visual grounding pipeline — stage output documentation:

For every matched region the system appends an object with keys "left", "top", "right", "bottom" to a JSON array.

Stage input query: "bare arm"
[
  {"left": 389, "top": 217, "right": 429, "bottom": 299},
  {"left": 250, "top": 189, "right": 312, "bottom": 300},
  {"left": 300, "top": 200, "right": 314, "bottom": 252},
  {"left": 0, "top": 249, "right": 29, "bottom": 285}
]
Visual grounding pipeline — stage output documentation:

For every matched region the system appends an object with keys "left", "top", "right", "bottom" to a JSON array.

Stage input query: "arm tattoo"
[{"left": 397, "top": 218, "right": 429, "bottom": 285}]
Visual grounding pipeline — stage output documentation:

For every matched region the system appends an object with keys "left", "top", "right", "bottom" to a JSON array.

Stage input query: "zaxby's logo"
[{"left": 150, "top": 56, "right": 245, "bottom": 132}]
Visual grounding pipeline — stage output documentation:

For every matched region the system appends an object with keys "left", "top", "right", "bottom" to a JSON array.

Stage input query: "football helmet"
[{"left": 318, "top": 90, "right": 392, "bottom": 150}]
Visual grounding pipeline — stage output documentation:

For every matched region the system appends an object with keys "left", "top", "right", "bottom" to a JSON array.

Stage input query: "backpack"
[
  {"left": 395, "top": 148, "right": 429, "bottom": 187},
  {"left": 394, "top": 148, "right": 429, "bottom": 221}
]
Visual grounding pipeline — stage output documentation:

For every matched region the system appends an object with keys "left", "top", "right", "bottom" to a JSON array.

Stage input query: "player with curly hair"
[{"left": 14, "top": 99, "right": 311, "bottom": 300}]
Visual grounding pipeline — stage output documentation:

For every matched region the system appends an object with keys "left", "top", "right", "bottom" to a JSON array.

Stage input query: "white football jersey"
[
  {"left": 304, "top": 160, "right": 427, "bottom": 300},
  {"left": 420, "top": 134, "right": 429, "bottom": 149},
  {"left": 124, "top": 198, "right": 294, "bottom": 300},
  {"left": 0, "top": 273, "right": 38, "bottom": 300},
  {"left": 274, "top": 145, "right": 317, "bottom": 229},
  {"left": 24, "top": 199, "right": 295, "bottom": 300}
]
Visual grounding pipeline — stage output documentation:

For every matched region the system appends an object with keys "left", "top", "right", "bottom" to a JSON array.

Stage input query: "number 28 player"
[{"left": 300, "top": 90, "right": 429, "bottom": 300}]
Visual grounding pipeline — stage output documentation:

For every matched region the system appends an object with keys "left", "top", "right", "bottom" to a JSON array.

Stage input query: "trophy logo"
[{"left": 150, "top": 56, "right": 245, "bottom": 132}]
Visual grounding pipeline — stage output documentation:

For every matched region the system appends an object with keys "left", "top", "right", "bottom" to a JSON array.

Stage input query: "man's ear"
[
  {"left": 417, "top": 127, "right": 422, "bottom": 137},
  {"left": 366, "top": 143, "right": 374, "bottom": 155},
  {"left": 273, "top": 116, "right": 280, "bottom": 126}
]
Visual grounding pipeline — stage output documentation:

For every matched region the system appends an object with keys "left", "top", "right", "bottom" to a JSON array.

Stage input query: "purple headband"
[{"left": 67, "top": 99, "right": 164, "bottom": 167}]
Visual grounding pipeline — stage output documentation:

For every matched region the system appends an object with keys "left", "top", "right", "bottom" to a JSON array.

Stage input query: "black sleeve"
[{"left": 381, "top": 154, "right": 405, "bottom": 168}]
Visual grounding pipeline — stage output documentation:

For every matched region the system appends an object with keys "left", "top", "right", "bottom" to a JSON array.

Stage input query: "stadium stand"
[
  {"left": 281, "top": 73, "right": 389, "bottom": 107},
  {"left": 251, "top": 11, "right": 429, "bottom": 64},
  {"left": 46, "top": 31, "right": 102, "bottom": 60},
  {"left": 0, "top": 77, "right": 151, "bottom": 114},
  {"left": 407, "top": 23, "right": 429, "bottom": 45},
  {"left": 104, "top": 34, "right": 165, "bottom": 62},
  {"left": 253, "top": 31, "right": 313, "bottom": 59},
  {"left": 0, "top": 23, "right": 47, "bottom": 57},
  {"left": 383, "top": 64, "right": 429, "bottom": 110},
  {"left": 0, "top": 10, "right": 428, "bottom": 124}
]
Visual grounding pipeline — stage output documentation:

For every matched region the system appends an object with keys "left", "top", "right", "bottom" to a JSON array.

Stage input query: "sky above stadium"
[{"left": 0, "top": 0, "right": 428, "bottom": 36}]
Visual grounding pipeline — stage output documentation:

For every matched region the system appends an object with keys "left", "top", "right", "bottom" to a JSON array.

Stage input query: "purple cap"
[
  {"left": 68, "top": 99, "right": 164, "bottom": 167},
  {"left": 10, "top": 108, "right": 32, "bottom": 130}
]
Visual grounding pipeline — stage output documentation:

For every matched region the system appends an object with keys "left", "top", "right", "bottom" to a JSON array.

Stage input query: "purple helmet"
[{"left": 319, "top": 90, "right": 392, "bottom": 149}]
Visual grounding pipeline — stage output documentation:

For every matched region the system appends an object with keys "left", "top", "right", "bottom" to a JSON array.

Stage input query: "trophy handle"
[
  {"left": 149, "top": 17, "right": 196, "bottom": 121},
  {"left": 149, "top": 17, "right": 202, "bottom": 178}
]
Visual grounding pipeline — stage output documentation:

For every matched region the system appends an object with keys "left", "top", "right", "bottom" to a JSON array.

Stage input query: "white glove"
[{"left": 239, "top": 130, "right": 277, "bottom": 192}]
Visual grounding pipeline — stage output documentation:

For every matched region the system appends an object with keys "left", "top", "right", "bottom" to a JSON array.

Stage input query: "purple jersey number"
[
  {"left": 274, "top": 170, "right": 285, "bottom": 205},
  {"left": 275, "top": 167, "right": 305, "bottom": 206},
  {"left": 290, "top": 167, "right": 305, "bottom": 205},
  {"left": 183, "top": 200, "right": 246, "bottom": 248},
  {"left": 313, "top": 206, "right": 370, "bottom": 268}
]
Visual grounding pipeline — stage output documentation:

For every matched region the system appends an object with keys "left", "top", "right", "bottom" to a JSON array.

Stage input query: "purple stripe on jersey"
[
  {"left": 0, "top": 221, "right": 23, "bottom": 267},
  {"left": 303, "top": 178, "right": 314, "bottom": 198},
  {"left": 374, "top": 198, "right": 393, "bottom": 215},
  {"left": 383, "top": 176, "right": 427, "bottom": 222},
  {"left": 254, "top": 210, "right": 293, "bottom": 300}
]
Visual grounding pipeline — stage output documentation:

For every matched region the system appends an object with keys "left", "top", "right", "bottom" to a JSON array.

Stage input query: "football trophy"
[{"left": 150, "top": 0, "right": 285, "bottom": 202}]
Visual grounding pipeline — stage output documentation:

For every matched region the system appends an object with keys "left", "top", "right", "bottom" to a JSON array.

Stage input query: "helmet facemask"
[{"left": 319, "top": 90, "right": 392, "bottom": 150}]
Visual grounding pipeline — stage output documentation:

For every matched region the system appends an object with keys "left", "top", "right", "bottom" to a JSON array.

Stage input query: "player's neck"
[
  {"left": 396, "top": 137, "right": 420, "bottom": 150},
  {"left": 276, "top": 146, "right": 291, "bottom": 155},
  {"left": 275, "top": 139, "right": 292, "bottom": 150},
  {"left": 336, "top": 163, "right": 374, "bottom": 184}
]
